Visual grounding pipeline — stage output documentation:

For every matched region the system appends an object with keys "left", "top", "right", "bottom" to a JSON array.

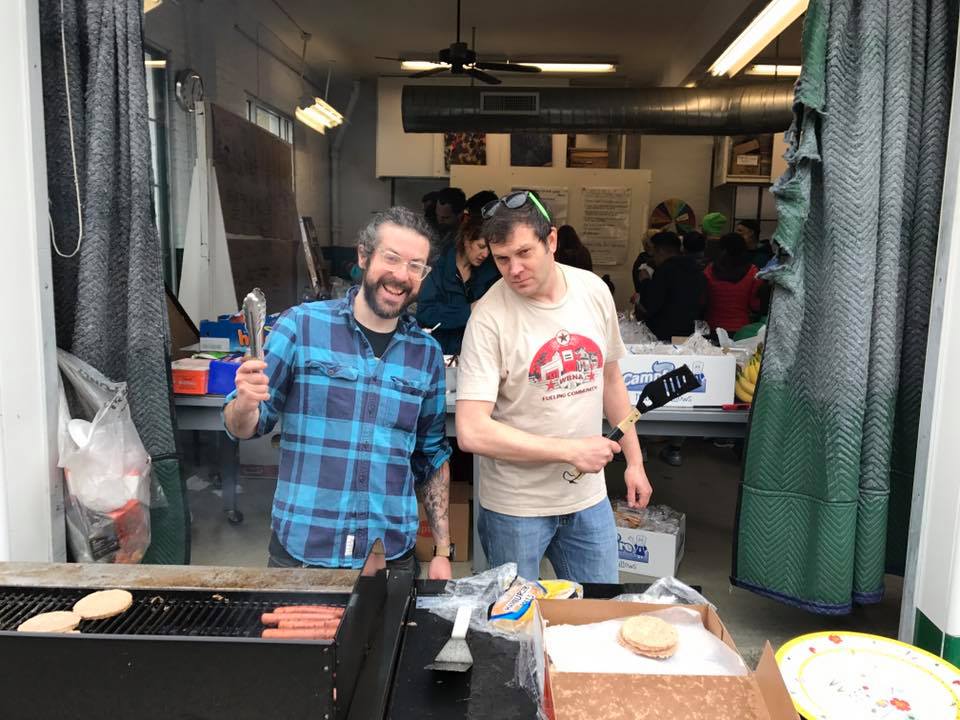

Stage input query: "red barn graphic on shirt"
[{"left": 528, "top": 330, "right": 604, "bottom": 391}]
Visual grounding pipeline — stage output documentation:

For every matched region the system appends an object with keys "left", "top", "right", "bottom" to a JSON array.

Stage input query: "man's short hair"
[
  {"left": 650, "top": 231, "right": 682, "bottom": 252},
  {"left": 480, "top": 191, "right": 552, "bottom": 246},
  {"left": 682, "top": 230, "right": 706, "bottom": 254},
  {"left": 357, "top": 206, "right": 438, "bottom": 261},
  {"left": 736, "top": 219, "right": 761, "bottom": 238},
  {"left": 466, "top": 190, "right": 497, "bottom": 217},
  {"left": 422, "top": 190, "right": 439, "bottom": 204},
  {"left": 436, "top": 187, "right": 467, "bottom": 214}
]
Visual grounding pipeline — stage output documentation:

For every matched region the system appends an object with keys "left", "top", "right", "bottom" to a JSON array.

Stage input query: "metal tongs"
[{"left": 242, "top": 288, "right": 267, "bottom": 360}]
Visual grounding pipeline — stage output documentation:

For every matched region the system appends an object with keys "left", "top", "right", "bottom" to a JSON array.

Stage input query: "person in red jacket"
[{"left": 703, "top": 233, "right": 764, "bottom": 335}]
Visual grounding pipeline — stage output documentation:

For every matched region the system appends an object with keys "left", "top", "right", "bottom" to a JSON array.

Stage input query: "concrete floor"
[{"left": 182, "top": 434, "right": 903, "bottom": 667}]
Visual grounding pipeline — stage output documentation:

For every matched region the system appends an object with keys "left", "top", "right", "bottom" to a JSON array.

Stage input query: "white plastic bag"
[{"left": 57, "top": 350, "right": 152, "bottom": 563}]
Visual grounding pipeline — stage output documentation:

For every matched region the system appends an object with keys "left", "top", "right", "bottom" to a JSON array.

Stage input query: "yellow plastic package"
[{"left": 488, "top": 577, "right": 583, "bottom": 632}]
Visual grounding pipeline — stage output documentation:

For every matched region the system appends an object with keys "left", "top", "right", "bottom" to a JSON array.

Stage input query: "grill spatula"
[
  {"left": 426, "top": 605, "right": 473, "bottom": 673},
  {"left": 562, "top": 364, "right": 701, "bottom": 483}
]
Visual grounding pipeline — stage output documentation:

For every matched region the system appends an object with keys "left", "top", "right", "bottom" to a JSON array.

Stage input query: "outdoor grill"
[{"left": 0, "top": 543, "right": 412, "bottom": 720}]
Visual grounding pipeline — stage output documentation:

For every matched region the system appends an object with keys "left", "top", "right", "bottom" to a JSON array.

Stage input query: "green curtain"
[{"left": 733, "top": 0, "right": 957, "bottom": 613}]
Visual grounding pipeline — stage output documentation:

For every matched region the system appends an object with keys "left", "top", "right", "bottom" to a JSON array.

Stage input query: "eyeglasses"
[
  {"left": 370, "top": 247, "right": 432, "bottom": 279},
  {"left": 481, "top": 191, "right": 552, "bottom": 222}
]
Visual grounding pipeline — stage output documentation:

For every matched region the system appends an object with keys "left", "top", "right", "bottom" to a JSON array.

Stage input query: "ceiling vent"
[
  {"left": 479, "top": 92, "right": 540, "bottom": 115},
  {"left": 402, "top": 83, "right": 794, "bottom": 135}
]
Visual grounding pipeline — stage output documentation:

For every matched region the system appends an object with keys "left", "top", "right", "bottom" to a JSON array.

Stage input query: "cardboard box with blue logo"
[
  {"left": 614, "top": 502, "right": 685, "bottom": 578},
  {"left": 620, "top": 346, "right": 736, "bottom": 407}
]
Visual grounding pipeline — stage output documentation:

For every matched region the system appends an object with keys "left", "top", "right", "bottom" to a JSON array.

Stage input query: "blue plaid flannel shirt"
[{"left": 224, "top": 286, "right": 451, "bottom": 567}]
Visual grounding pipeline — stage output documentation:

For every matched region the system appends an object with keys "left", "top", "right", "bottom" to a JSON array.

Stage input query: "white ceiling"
[{"left": 235, "top": 0, "right": 803, "bottom": 88}]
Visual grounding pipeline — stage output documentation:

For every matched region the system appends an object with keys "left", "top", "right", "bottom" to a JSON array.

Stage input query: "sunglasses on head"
[{"left": 481, "top": 191, "right": 551, "bottom": 222}]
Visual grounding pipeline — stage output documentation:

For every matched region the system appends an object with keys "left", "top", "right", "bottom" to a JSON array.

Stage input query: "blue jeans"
[{"left": 478, "top": 499, "right": 619, "bottom": 583}]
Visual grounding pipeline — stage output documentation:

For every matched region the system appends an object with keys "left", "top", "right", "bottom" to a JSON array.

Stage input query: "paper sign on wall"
[
  {"left": 582, "top": 186, "right": 632, "bottom": 265},
  {"left": 511, "top": 186, "right": 569, "bottom": 226}
]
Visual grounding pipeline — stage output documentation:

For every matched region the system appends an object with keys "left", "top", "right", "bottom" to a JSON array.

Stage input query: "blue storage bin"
[{"left": 207, "top": 357, "right": 242, "bottom": 395}]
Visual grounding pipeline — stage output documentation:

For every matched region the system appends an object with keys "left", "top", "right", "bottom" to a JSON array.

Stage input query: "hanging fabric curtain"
[
  {"left": 733, "top": 0, "right": 958, "bottom": 614},
  {"left": 39, "top": 0, "right": 188, "bottom": 564}
]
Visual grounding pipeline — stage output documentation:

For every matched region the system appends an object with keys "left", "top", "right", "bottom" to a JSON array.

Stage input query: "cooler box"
[{"left": 171, "top": 358, "right": 210, "bottom": 395}]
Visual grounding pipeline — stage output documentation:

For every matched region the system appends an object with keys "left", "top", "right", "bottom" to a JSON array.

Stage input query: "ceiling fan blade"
[
  {"left": 409, "top": 66, "right": 449, "bottom": 79},
  {"left": 375, "top": 56, "right": 404, "bottom": 62},
  {"left": 466, "top": 67, "right": 501, "bottom": 84},
  {"left": 475, "top": 61, "right": 541, "bottom": 73}
]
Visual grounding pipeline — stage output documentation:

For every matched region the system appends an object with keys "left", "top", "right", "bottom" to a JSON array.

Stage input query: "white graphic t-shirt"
[{"left": 457, "top": 264, "right": 626, "bottom": 516}]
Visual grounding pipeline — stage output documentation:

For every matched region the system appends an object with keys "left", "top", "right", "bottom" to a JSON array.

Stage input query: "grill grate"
[{"left": 0, "top": 586, "right": 348, "bottom": 638}]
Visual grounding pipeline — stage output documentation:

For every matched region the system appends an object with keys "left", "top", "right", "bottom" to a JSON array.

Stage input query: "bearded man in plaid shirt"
[{"left": 224, "top": 207, "right": 453, "bottom": 578}]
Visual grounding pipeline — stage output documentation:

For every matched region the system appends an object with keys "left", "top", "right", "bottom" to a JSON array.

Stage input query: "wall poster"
[{"left": 581, "top": 186, "right": 632, "bottom": 265}]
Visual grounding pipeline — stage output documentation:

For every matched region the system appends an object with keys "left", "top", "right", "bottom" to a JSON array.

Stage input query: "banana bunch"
[{"left": 735, "top": 345, "right": 763, "bottom": 404}]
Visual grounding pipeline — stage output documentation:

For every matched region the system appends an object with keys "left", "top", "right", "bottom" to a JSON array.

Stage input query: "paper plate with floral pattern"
[{"left": 776, "top": 631, "right": 960, "bottom": 719}]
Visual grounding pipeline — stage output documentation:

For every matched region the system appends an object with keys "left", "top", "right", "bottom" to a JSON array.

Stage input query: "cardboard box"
[
  {"left": 620, "top": 347, "right": 736, "bottom": 407},
  {"left": 538, "top": 599, "right": 798, "bottom": 720},
  {"left": 416, "top": 480, "right": 471, "bottom": 562},
  {"left": 614, "top": 506, "right": 685, "bottom": 578}
]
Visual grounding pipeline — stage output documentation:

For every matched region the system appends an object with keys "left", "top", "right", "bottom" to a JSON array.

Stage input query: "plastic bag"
[
  {"left": 611, "top": 575, "right": 715, "bottom": 610},
  {"left": 424, "top": 563, "right": 549, "bottom": 717},
  {"left": 57, "top": 350, "right": 153, "bottom": 563},
  {"left": 717, "top": 325, "right": 766, "bottom": 369}
]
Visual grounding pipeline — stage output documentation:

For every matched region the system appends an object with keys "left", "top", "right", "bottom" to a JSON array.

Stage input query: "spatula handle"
[{"left": 452, "top": 606, "right": 471, "bottom": 640}]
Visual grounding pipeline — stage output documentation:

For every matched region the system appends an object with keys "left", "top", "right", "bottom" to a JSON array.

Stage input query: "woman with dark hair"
[
  {"left": 416, "top": 215, "right": 500, "bottom": 355},
  {"left": 703, "top": 233, "right": 764, "bottom": 334},
  {"left": 554, "top": 224, "right": 593, "bottom": 271}
]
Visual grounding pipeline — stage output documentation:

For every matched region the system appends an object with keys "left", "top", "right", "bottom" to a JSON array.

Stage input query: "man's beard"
[{"left": 362, "top": 272, "right": 417, "bottom": 319}]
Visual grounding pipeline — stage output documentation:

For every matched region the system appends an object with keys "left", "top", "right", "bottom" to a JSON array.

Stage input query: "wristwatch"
[{"left": 433, "top": 543, "right": 455, "bottom": 561}]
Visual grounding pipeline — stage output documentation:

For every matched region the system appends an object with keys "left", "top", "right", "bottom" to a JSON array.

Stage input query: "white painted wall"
[
  {"left": 0, "top": 0, "right": 64, "bottom": 561},
  {"left": 638, "top": 135, "right": 715, "bottom": 230},
  {"left": 901, "top": 33, "right": 960, "bottom": 643}
]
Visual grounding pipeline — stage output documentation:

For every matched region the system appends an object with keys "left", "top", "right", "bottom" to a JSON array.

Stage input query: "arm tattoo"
[{"left": 417, "top": 463, "right": 450, "bottom": 547}]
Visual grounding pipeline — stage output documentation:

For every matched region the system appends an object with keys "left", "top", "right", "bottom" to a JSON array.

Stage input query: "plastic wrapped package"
[
  {"left": 613, "top": 501, "right": 683, "bottom": 534},
  {"left": 618, "top": 317, "right": 659, "bottom": 348},
  {"left": 57, "top": 351, "right": 154, "bottom": 564},
  {"left": 611, "top": 576, "right": 715, "bottom": 610}
]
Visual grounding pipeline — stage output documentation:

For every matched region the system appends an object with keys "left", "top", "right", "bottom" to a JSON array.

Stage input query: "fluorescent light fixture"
[
  {"left": 709, "top": 0, "right": 808, "bottom": 77},
  {"left": 399, "top": 60, "right": 616, "bottom": 73},
  {"left": 144, "top": 0, "right": 162, "bottom": 12},
  {"left": 296, "top": 96, "right": 344, "bottom": 134},
  {"left": 744, "top": 63, "right": 802, "bottom": 76},
  {"left": 515, "top": 62, "right": 616, "bottom": 73},
  {"left": 144, "top": 59, "right": 167, "bottom": 69},
  {"left": 401, "top": 60, "right": 450, "bottom": 71}
]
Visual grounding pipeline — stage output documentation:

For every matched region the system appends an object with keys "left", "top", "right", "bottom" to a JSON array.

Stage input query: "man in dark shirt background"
[{"left": 634, "top": 231, "right": 705, "bottom": 342}]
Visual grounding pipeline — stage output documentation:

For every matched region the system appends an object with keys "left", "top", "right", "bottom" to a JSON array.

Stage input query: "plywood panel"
[{"left": 210, "top": 104, "right": 299, "bottom": 243}]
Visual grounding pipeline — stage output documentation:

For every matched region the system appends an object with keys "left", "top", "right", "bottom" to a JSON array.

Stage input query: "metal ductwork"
[{"left": 402, "top": 83, "right": 795, "bottom": 135}]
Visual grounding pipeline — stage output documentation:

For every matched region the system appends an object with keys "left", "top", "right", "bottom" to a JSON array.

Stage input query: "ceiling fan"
[{"left": 376, "top": 0, "right": 541, "bottom": 85}]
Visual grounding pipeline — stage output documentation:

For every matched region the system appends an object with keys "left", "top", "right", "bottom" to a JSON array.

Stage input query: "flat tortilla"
[
  {"left": 619, "top": 614, "right": 679, "bottom": 657},
  {"left": 72, "top": 589, "right": 133, "bottom": 620},
  {"left": 17, "top": 610, "right": 82, "bottom": 633}
]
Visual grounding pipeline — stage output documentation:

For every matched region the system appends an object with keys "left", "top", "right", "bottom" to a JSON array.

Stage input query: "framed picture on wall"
[
  {"left": 510, "top": 133, "right": 553, "bottom": 167},
  {"left": 443, "top": 132, "right": 487, "bottom": 170}
]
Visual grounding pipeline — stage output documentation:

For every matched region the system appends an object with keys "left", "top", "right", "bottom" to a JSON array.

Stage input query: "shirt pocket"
[
  {"left": 385, "top": 376, "right": 430, "bottom": 433},
  {"left": 302, "top": 360, "right": 361, "bottom": 419}
]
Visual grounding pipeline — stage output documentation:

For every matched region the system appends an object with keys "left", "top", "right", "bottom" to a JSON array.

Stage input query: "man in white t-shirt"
[{"left": 455, "top": 190, "right": 652, "bottom": 583}]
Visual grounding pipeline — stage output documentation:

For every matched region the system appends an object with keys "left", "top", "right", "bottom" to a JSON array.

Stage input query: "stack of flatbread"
[
  {"left": 617, "top": 614, "right": 679, "bottom": 659},
  {"left": 16, "top": 589, "right": 134, "bottom": 633}
]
